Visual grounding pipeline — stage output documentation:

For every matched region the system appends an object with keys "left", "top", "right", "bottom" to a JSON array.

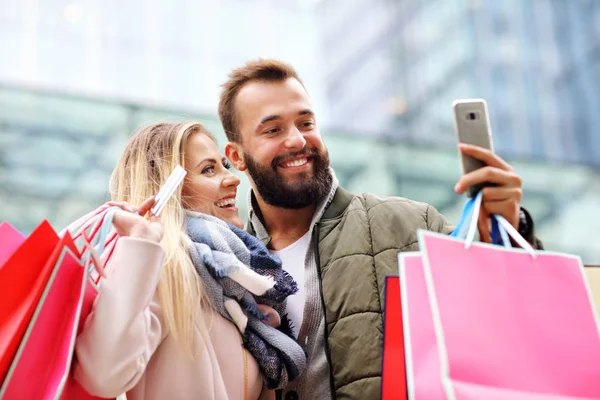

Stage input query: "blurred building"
[
  {"left": 316, "top": 0, "right": 600, "bottom": 165},
  {"left": 0, "top": 0, "right": 599, "bottom": 263},
  {"left": 0, "top": 0, "right": 329, "bottom": 119}
]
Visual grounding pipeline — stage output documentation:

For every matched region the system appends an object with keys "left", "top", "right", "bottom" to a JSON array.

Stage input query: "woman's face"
[{"left": 181, "top": 133, "right": 244, "bottom": 229}]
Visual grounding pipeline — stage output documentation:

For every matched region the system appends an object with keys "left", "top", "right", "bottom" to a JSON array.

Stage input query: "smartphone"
[{"left": 452, "top": 98, "right": 495, "bottom": 196}]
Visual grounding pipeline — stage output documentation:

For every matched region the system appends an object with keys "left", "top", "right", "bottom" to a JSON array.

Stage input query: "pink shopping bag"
[
  {"left": 0, "top": 222, "right": 25, "bottom": 267},
  {"left": 398, "top": 253, "right": 445, "bottom": 400},
  {"left": 416, "top": 194, "right": 600, "bottom": 400}
]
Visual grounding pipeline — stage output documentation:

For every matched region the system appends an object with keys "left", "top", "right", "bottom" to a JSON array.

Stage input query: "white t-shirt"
[{"left": 270, "top": 231, "right": 311, "bottom": 338}]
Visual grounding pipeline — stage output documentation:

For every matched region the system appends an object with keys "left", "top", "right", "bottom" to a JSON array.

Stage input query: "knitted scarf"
[{"left": 185, "top": 213, "right": 306, "bottom": 390}]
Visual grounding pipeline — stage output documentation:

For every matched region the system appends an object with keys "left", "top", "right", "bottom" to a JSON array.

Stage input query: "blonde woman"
[{"left": 73, "top": 122, "right": 305, "bottom": 400}]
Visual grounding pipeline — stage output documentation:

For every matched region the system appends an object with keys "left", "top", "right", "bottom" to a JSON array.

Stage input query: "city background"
[{"left": 1, "top": 0, "right": 599, "bottom": 263}]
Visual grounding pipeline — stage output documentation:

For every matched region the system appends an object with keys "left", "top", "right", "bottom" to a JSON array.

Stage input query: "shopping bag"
[
  {"left": 0, "top": 222, "right": 25, "bottom": 267},
  {"left": 0, "top": 220, "right": 78, "bottom": 383},
  {"left": 381, "top": 276, "right": 407, "bottom": 400},
  {"left": 416, "top": 191, "right": 600, "bottom": 399},
  {"left": 0, "top": 208, "right": 119, "bottom": 399},
  {"left": 398, "top": 253, "right": 445, "bottom": 400},
  {"left": 62, "top": 207, "right": 122, "bottom": 400},
  {"left": 585, "top": 266, "right": 600, "bottom": 316},
  {"left": 0, "top": 245, "right": 86, "bottom": 399}
]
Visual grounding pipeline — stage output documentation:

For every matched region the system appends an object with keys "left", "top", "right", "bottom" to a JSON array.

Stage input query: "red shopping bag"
[
  {"left": 0, "top": 243, "right": 86, "bottom": 399},
  {"left": 0, "top": 221, "right": 78, "bottom": 383},
  {"left": 0, "top": 209, "right": 120, "bottom": 399},
  {"left": 0, "top": 222, "right": 25, "bottom": 266},
  {"left": 381, "top": 276, "right": 407, "bottom": 400}
]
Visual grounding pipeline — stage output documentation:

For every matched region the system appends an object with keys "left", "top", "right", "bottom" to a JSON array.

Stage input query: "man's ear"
[{"left": 225, "top": 142, "right": 247, "bottom": 172}]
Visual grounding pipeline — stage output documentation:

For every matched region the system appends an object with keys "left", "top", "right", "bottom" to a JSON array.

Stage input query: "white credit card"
[{"left": 150, "top": 165, "right": 187, "bottom": 216}]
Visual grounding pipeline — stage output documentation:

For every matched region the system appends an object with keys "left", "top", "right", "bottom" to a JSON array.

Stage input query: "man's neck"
[{"left": 253, "top": 194, "right": 316, "bottom": 251}]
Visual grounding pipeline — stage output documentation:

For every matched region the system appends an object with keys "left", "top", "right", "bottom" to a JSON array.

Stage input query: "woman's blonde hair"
[{"left": 109, "top": 121, "right": 215, "bottom": 354}]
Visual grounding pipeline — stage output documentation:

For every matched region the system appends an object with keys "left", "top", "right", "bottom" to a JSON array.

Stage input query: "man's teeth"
[
  {"left": 216, "top": 198, "right": 236, "bottom": 208},
  {"left": 283, "top": 158, "right": 308, "bottom": 168}
]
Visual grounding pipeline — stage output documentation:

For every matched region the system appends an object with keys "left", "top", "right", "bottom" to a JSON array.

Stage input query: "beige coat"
[{"left": 73, "top": 237, "right": 272, "bottom": 400}]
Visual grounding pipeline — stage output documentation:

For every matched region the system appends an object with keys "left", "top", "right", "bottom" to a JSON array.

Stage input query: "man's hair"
[{"left": 218, "top": 58, "right": 303, "bottom": 143}]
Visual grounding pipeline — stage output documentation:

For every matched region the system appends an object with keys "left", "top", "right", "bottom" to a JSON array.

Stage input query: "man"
[{"left": 219, "top": 59, "right": 542, "bottom": 400}]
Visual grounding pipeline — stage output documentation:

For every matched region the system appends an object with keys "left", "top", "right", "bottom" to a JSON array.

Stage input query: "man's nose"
[{"left": 284, "top": 127, "right": 307, "bottom": 150}]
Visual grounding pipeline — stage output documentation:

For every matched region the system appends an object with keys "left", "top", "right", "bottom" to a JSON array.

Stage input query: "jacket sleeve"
[
  {"left": 425, "top": 204, "right": 455, "bottom": 235},
  {"left": 73, "top": 236, "right": 166, "bottom": 398},
  {"left": 519, "top": 207, "right": 544, "bottom": 250}
]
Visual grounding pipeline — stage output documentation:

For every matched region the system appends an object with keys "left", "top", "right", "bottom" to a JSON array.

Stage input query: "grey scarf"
[{"left": 186, "top": 213, "right": 307, "bottom": 390}]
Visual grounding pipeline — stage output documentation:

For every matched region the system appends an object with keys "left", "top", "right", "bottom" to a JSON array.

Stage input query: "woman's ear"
[{"left": 225, "top": 142, "right": 246, "bottom": 171}]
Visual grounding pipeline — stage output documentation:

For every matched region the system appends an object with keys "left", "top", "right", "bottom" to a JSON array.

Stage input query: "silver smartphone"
[{"left": 452, "top": 98, "right": 495, "bottom": 196}]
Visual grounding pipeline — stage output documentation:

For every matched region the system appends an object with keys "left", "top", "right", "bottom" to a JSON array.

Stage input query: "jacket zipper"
[{"left": 313, "top": 225, "right": 337, "bottom": 399}]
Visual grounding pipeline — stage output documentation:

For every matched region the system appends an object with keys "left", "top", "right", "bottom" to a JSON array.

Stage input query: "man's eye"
[{"left": 264, "top": 128, "right": 280, "bottom": 135}]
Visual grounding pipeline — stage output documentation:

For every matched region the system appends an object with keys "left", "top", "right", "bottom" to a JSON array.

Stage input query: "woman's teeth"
[{"left": 216, "top": 198, "right": 236, "bottom": 208}]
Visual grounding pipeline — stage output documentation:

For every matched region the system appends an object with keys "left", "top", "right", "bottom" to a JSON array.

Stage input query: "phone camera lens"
[{"left": 467, "top": 112, "right": 478, "bottom": 120}]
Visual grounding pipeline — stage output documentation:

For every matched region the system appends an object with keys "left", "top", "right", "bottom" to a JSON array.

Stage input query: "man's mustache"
[{"left": 271, "top": 148, "right": 320, "bottom": 169}]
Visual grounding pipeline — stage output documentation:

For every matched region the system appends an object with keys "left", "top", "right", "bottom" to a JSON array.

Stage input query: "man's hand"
[{"left": 453, "top": 144, "right": 522, "bottom": 243}]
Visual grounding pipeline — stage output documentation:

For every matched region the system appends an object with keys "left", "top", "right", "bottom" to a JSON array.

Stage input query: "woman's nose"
[{"left": 222, "top": 169, "right": 241, "bottom": 188}]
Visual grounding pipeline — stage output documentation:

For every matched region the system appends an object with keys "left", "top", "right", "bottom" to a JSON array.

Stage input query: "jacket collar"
[{"left": 321, "top": 185, "right": 354, "bottom": 221}]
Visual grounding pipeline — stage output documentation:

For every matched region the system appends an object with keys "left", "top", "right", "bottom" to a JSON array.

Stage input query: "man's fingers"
[
  {"left": 458, "top": 144, "right": 513, "bottom": 171},
  {"left": 482, "top": 187, "right": 522, "bottom": 202},
  {"left": 455, "top": 167, "right": 522, "bottom": 194},
  {"left": 483, "top": 200, "right": 520, "bottom": 228}
]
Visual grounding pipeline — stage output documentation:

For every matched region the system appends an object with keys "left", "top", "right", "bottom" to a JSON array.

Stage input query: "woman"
[{"left": 73, "top": 122, "right": 305, "bottom": 400}]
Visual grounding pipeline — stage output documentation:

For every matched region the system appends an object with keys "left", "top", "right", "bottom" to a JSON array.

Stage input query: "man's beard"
[{"left": 244, "top": 147, "right": 333, "bottom": 209}]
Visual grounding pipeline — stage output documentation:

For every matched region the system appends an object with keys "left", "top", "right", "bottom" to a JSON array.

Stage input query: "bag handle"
[
  {"left": 58, "top": 204, "right": 111, "bottom": 239},
  {"left": 451, "top": 191, "right": 536, "bottom": 257},
  {"left": 70, "top": 207, "right": 120, "bottom": 288}
]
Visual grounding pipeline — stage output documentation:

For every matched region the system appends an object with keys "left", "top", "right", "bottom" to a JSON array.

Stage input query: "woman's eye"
[
  {"left": 223, "top": 160, "right": 232, "bottom": 170},
  {"left": 202, "top": 165, "right": 215, "bottom": 174}
]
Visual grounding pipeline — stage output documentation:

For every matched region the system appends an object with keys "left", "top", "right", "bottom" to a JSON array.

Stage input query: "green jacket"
[
  {"left": 251, "top": 186, "right": 542, "bottom": 399},
  {"left": 316, "top": 187, "right": 455, "bottom": 398}
]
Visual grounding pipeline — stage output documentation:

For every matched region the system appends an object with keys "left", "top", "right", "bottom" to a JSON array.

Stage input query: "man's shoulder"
[
  {"left": 341, "top": 191, "right": 452, "bottom": 234},
  {"left": 323, "top": 186, "right": 452, "bottom": 234},
  {"left": 350, "top": 192, "right": 431, "bottom": 214}
]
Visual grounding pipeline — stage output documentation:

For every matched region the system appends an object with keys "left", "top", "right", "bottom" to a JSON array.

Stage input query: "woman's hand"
[{"left": 106, "top": 197, "right": 164, "bottom": 243}]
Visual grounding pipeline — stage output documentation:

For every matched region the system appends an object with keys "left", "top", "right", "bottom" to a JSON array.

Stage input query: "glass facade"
[
  {"left": 1, "top": 84, "right": 599, "bottom": 264},
  {"left": 315, "top": 0, "right": 600, "bottom": 166},
  {"left": 0, "top": 0, "right": 330, "bottom": 123},
  {"left": 0, "top": 0, "right": 599, "bottom": 264}
]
